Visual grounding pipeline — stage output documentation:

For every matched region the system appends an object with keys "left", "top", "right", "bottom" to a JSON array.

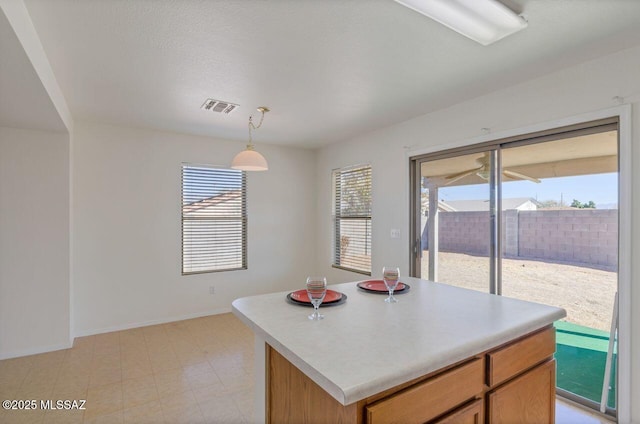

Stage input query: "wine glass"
[
  {"left": 382, "top": 267, "right": 400, "bottom": 303},
  {"left": 306, "top": 277, "right": 327, "bottom": 320}
]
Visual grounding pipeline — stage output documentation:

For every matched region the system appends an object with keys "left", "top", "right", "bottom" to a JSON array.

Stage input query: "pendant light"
[{"left": 231, "top": 107, "right": 269, "bottom": 171}]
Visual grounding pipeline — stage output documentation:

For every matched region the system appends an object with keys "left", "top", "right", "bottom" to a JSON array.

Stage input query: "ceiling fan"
[{"left": 444, "top": 152, "right": 541, "bottom": 185}]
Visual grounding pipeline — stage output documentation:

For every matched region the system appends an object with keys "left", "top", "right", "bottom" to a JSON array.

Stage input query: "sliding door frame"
[
  {"left": 408, "top": 106, "right": 631, "bottom": 422},
  {"left": 410, "top": 144, "right": 501, "bottom": 281}
]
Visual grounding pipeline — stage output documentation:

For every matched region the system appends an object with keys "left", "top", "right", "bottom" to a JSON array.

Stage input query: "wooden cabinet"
[
  {"left": 365, "top": 358, "right": 483, "bottom": 424},
  {"left": 488, "top": 360, "right": 556, "bottom": 424},
  {"left": 267, "top": 346, "right": 359, "bottom": 424},
  {"left": 433, "top": 399, "right": 484, "bottom": 424},
  {"left": 487, "top": 326, "right": 555, "bottom": 387},
  {"left": 486, "top": 326, "right": 556, "bottom": 424},
  {"left": 267, "top": 325, "right": 557, "bottom": 424}
]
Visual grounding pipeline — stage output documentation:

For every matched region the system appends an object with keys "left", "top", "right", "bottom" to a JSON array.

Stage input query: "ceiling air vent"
[{"left": 201, "top": 98, "right": 239, "bottom": 114}]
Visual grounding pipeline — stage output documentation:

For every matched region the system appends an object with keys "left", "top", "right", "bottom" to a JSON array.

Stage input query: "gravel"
[{"left": 421, "top": 252, "right": 616, "bottom": 332}]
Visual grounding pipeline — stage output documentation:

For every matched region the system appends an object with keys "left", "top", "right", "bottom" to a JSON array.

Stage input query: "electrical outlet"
[
  {"left": 209, "top": 286, "right": 215, "bottom": 295},
  {"left": 390, "top": 229, "right": 401, "bottom": 239}
]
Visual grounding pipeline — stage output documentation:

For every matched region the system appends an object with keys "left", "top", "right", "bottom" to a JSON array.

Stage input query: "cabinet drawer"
[
  {"left": 432, "top": 398, "right": 484, "bottom": 424},
  {"left": 487, "top": 326, "right": 555, "bottom": 387},
  {"left": 366, "top": 358, "right": 483, "bottom": 424}
]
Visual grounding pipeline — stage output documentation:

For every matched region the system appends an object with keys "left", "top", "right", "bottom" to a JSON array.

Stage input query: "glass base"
[
  {"left": 384, "top": 296, "right": 398, "bottom": 303},
  {"left": 308, "top": 312, "right": 325, "bottom": 320}
]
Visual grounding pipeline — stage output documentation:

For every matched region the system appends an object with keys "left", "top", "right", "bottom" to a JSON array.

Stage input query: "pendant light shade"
[
  {"left": 231, "top": 106, "right": 270, "bottom": 171},
  {"left": 231, "top": 145, "right": 269, "bottom": 171}
]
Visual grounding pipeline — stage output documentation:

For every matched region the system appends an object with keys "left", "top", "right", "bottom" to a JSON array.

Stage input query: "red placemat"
[
  {"left": 289, "top": 289, "right": 342, "bottom": 304},
  {"left": 357, "top": 280, "right": 409, "bottom": 293}
]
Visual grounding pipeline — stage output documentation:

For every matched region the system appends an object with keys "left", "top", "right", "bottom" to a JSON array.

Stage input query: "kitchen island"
[{"left": 232, "top": 277, "right": 566, "bottom": 423}]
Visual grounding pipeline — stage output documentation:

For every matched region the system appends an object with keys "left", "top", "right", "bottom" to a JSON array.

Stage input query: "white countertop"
[{"left": 232, "top": 277, "right": 566, "bottom": 406}]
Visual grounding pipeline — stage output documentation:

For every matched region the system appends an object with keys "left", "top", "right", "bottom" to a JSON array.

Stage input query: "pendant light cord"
[{"left": 248, "top": 108, "right": 267, "bottom": 146}]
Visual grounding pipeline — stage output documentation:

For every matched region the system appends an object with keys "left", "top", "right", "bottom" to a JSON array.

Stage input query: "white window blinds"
[
  {"left": 182, "top": 164, "right": 247, "bottom": 274},
  {"left": 333, "top": 165, "right": 372, "bottom": 275}
]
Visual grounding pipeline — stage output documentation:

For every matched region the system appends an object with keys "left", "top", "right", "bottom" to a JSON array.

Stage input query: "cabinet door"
[
  {"left": 432, "top": 399, "right": 483, "bottom": 424},
  {"left": 488, "top": 360, "right": 556, "bottom": 424}
]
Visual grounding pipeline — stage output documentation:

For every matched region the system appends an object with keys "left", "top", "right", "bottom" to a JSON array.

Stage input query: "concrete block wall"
[
  {"left": 438, "top": 211, "right": 491, "bottom": 256},
  {"left": 518, "top": 209, "right": 617, "bottom": 268},
  {"left": 431, "top": 209, "right": 617, "bottom": 268},
  {"left": 503, "top": 209, "right": 519, "bottom": 258}
]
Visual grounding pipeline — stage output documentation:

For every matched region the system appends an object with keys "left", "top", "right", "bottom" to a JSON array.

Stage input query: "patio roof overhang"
[{"left": 421, "top": 130, "right": 617, "bottom": 188}]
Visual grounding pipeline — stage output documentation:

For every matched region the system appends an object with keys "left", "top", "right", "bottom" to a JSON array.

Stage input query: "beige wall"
[
  {"left": 71, "top": 122, "right": 316, "bottom": 335},
  {"left": 0, "top": 126, "right": 70, "bottom": 358},
  {"left": 316, "top": 45, "right": 640, "bottom": 422}
]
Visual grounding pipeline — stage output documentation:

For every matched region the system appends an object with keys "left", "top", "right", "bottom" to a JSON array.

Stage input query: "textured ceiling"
[{"left": 17, "top": 0, "right": 640, "bottom": 147}]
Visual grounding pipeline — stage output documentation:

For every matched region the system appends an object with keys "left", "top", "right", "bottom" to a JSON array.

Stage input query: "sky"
[{"left": 437, "top": 172, "right": 618, "bottom": 208}]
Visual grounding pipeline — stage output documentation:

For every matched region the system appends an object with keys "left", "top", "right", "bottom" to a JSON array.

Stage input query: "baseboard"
[
  {"left": 0, "top": 341, "right": 73, "bottom": 360},
  {"left": 0, "top": 308, "right": 233, "bottom": 359},
  {"left": 72, "top": 307, "right": 232, "bottom": 338}
]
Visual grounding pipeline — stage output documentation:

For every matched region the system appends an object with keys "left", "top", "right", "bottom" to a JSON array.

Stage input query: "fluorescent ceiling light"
[{"left": 394, "top": 0, "right": 527, "bottom": 46}]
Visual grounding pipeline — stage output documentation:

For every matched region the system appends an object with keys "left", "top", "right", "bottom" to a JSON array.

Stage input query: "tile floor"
[
  {"left": 556, "top": 399, "right": 615, "bottom": 424},
  {"left": 0, "top": 313, "right": 615, "bottom": 424},
  {"left": 0, "top": 314, "right": 254, "bottom": 424}
]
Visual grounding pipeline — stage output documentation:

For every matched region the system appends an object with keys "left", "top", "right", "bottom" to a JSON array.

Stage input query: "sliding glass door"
[
  {"left": 418, "top": 150, "right": 496, "bottom": 293},
  {"left": 410, "top": 120, "right": 619, "bottom": 417},
  {"left": 499, "top": 133, "right": 619, "bottom": 412}
]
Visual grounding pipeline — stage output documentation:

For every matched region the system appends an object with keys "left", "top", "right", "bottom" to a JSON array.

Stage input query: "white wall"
[
  {"left": 0, "top": 126, "right": 70, "bottom": 358},
  {"left": 72, "top": 122, "right": 316, "bottom": 336},
  {"left": 316, "top": 45, "right": 640, "bottom": 422}
]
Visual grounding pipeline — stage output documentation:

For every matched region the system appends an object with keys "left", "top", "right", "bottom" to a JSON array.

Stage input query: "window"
[
  {"left": 182, "top": 164, "right": 246, "bottom": 274},
  {"left": 333, "top": 165, "right": 372, "bottom": 275}
]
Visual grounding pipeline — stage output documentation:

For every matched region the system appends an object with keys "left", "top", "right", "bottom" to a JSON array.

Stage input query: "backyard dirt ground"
[{"left": 422, "top": 252, "right": 616, "bottom": 332}]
